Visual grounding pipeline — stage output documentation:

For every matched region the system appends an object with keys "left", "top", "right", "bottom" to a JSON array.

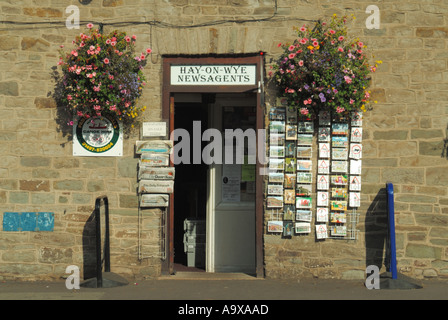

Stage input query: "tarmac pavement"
[{"left": 0, "top": 272, "right": 447, "bottom": 302}]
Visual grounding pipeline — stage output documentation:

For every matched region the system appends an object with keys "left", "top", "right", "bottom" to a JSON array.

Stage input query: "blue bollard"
[{"left": 386, "top": 183, "right": 398, "bottom": 280}]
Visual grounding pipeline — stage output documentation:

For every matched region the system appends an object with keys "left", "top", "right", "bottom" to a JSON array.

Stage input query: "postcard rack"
[{"left": 266, "top": 98, "right": 363, "bottom": 241}]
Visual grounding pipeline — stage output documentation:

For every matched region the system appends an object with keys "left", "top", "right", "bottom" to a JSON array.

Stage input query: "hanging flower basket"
[
  {"left": 270, "top": 15, "right": 381, "bottom": 120},
  {"left": 57, "top": 23, "right": 151, "bottom": 128}
]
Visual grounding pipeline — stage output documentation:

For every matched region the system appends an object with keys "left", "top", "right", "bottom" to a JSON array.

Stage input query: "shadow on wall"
[
  {"left": 443, "top": 124, "right": 448, "bottom": 159},
  {"left": 365, "top": 188, "right": 389, "bottom": 271},
  {"left": 82, "top": 210, "right": 97, "bottom": 280},
  {"left": 50, "top": 66, "right": 74, "bottom": 141}
]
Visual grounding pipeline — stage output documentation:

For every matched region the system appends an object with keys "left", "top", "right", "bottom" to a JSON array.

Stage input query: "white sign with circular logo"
[{"left": 73, "top": 115, "right": 123, "bottom": 157}]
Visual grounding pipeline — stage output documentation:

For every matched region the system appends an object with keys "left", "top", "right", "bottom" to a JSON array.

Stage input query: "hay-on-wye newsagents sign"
[
  {"left": 73, "top": 115, "right": 123, "bottom": 157},
  {"left": 170, "top": 65, "right": 257, "bottom": 86}
]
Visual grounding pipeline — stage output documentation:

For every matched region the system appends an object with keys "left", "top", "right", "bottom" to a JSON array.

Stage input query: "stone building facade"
[{"left": 0, "top": 0, "right": 447, "bottom": 281}]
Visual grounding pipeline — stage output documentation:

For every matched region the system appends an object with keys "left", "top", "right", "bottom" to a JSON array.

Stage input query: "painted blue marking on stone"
[
  {"left": 3, "top": 212, "right": 20, "bottom": 231},
  {"left": 2, "top": 212, "right": 54, "bottom": 232},
  {"left": 36, "top": 212, "right": 54, "bottom": 231}
]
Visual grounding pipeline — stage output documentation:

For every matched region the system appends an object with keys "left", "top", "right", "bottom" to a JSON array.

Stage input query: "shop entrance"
[
  {"left": 162, "top": 55, "right": 264, "bottom": 277},
  {"left": 173, "top": 93, "right": 257, "bottom": 274}
]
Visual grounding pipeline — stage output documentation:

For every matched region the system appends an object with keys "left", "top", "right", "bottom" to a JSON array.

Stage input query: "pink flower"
[
  {"left": 93, "top": 105, "right": 101, "bottom": 110},
  {"left": 338, "top": 36, "right": 344, "bottom": 41},
  {"left": 300, "top": 26, "right": 306, "bottom": 32},
  {"left": 109, "top": 105, "right": 117, "bottom": 111},
  {"left": 110, "top": 41, "right": 116, "bottom": 46},
  {"left": 106, "top": 39, "right": 111, "bottom": 44},
  {"left": 86, "top": 23, "right": 94, "bottom": 29},
  {"left": 146, "top": 48, "right": 152, "bottom": 54},
  {"left": 104, "top": 58, "right": 109, "bottom": 64},
  {"left": 132, "top": 35, "right": 137, "bottom": 40},
  {"left": 287, "top": 88, "right": 295, "bottom": 93},
  {"left": 358, "top": 41, "right": 363, "bottom": 47},
  {"left": 313, "top": 41, "right": 319, "bottom": 47},
  {"left": 329, "top": 29, "right": 336, "bottom": 34},
  {"left": 277, "top": 42, "right": 282, "bottom": 47},
  {"left": 89, "top": 45, "right": 95, "bottom": 51},
  {"left": 344, "top": 75, "right": 352, "bottom": 84},
  {"left": 350, "top": 99, "right": 355, "bottom": 104},
  {"left": 288, "top": 53, "right": 295, "bottom": 59},
  {"left": 338, "top": 47, "right": 344, "bottom": 52},
  {"left": 67, "top": 94, "right": 72, "bottom": 100},
  {"left": 125, "top": 36, "right": 131, "bottom": 42},
  {"left": 336, "top": 106, "right": 345, "bottom": 113},
  {"left": 300, "top": 38, "right": 307, "bottom": 44},
  {"left": 298, "top": 60, "right": 304, "bottom": 66},
  {"left": 300, "top": 108, "right": 309, "bottom": 115},
  {"left": 288, "top": 45, "right": 295, "bottom": 51},
  {"left": 140, "top": 54, "right": 145, "bottom": 60},
  {"left": 109, "top": 75, "right": 114, "bottom": 80}
]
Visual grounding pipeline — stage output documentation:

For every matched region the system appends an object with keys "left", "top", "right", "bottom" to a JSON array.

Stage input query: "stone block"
[
  {"left": 31, "top": 193, "right": 55, "bottom": 205},
  {"left": 20, "top": 157, "right": 51, "bottom": 167},
  {"left": 377, "top": 141, "right": 417, "bottom": 157},
  {"left": 381, "top": 168, "right": 424, "bottom": 184},
  {"left": 419, "top": 141, "right": 444, "bottom": 156},
  {"left": 414, "top": 214, "right": 448, "bottom": 227},
  {"left": 426, "top": 167, "right": 448, "bottom": 186},
  {"left": 373, "top": 130, "right": 408, "bottom": 140},
  {"left": 53, "top": 180, "right": 84, "bottom": 191},
  {"left": 20, "top": 180, "right": 50, "bottom": 192},
  {"left": 22, "top": 7, "right": 62, "bottom": 17},
  {"left": 38, "top": 247, "right": 73, "bottom": 264},
  {"left": 406, "top": 244, "right": 442, "bottom": 259},
  {"left": 0, "top": 81, "right": 19, "bottom": 96},
  {"left": 34, "top": 97, "right": 56, "bottom": 109}
]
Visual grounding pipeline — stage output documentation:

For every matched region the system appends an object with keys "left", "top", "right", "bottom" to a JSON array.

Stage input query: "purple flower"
[{"left": 319, "top": 93, "right": 326, "bottom": 102}]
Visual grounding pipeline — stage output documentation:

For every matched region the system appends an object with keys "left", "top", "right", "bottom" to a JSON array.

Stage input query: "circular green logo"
[{"left": 76, "top": 115, "right": 120, "bottom": 154}]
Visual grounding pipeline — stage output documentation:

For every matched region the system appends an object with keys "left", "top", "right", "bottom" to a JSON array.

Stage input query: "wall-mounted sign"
[
  {"left": 136, "top": 140, "right": 173, "bottom": 154},
  {"left": 142, "top": 122, "right": 167, "bottom": 138},
  {"left": 170, "top": 64, "right": 257, "bottom": 86},
  {"left": 73, "top": 115, "right": 122, "bottom": 157}
]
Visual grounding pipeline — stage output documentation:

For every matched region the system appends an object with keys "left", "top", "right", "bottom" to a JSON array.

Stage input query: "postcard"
[
  {"left": 285, "top": 141, "right": 296, "bottom": 157},
  {"left": 331, "top": 175, "right": 348, "bottom": 185},
  {"left": 283, "top": 205, "right": 295, "bottom": 220},
  {"left": 296, "top": 184, "right": 312, "bottom": 196},
  {"left": 316, "top": 224, "right": 328, "bottom": 239},
  {"left": 296, "top": 196, "right": 312, "bottom": 209},
  {"left": 267, "top": 196, "right": 283, "bottom": 208},
  {"left": 297, "top": 121, "right": 314, "bottom": 133},
  {"left": 331, "top": 200, "right": 347, "bottom": 211},
  {"left": 269, "top": 172, "right": 284, "bottom": 183},
  {"left": 318, "top": 127, "right": 330, "bottom": 142},
  {"left": 284, "top": 189, "right": 295, "bottom": 204},
  {"left": 297, "top": 134, "right": 313, "bottom": 146},
  {"left": 318, "top": 159, "right": 330, "bottom": 174},
  {"left": 286, "top": 105, "right": 297, "bottom": 124},
  {"left": 270, "top": 133, "right": 285, "bottom": 146},
  {"left": 295, "top": 222, "right": 311, "bottom": 234},
  {"left": 284, "top": 174, "right": 296, "bottom": 188},
  {"left": 269, "top": 107, "right": 286, "bottom": 121},
  {"left": 332, "top": 148, "right": 348, "bottom": 160},
  {"left": 283, "top": 221, "right": 294, "bottom": 236},
  {"left": 296, "top": 210, "right": 312, "bottom": 222},
  {"left": 286, "top": 125, "right": 298, "bottom": 140},
  {"left": 349, "top": 176, "right": 361, "bottom": 191},
  {"left": 269, "top": 146, "right": 285, "bottom": 158},
  {"left": 332, "top": 136, "right": 348, "bottom": 148},
  {"left": 349, "top": 192, "right": 361, "bottom": 207},
  {"left": 319, "top": 143, "right": 330, "bottom": 158},
  {"left": 296, "top": 146, "right": 312, "bottom": 158},
  {"left": 351, "top": 127, "right": 363, "bottom": 142},
  {"left": 332, "top": 122, "right": 349, "bottom": 135},
  {"left": 269, "top": 121, "right": 285, "bottom": 133},
  {"left": 332, "top": 160, "right": 348, "bottom": 173},
  {"left": 330, "top": 212, "right": 347, "bottom": 223},
  {"left": 297, "top": 172, "right": 312, "bottom": 184},
  {"left": 297, "top": 160, "right": 312, "bottom": 171},
  {"left": 330, "top": 225, "right": 347, "bottom": 236},
  {"left": 268, "top": 184, "right": 283, "bottom": 195},
  {"left": 268, "top": 220, "right": 283, "bottom": 233},
  {"left": 269, "top": 158, "right": 284, "bottom": 171},
  {"left": 351, "top": 111, "right": 363, "bottom": 127},
  {"left": 317, "top": 191, "right": 329, "bottom": 206},
  {"left": 316, "top": 207, "right": 329, "bottom": 223},
  {"left": 317, "top": 175, "right": 329, "bottom": 190},
  {"left": 349, "top": 143, "right": 362, "bottom": 159},
  {"left": 331, "top": 188, "right": 348, "bottom": 199},
  {"left": 319, "top": 111, "right": 331, "bottom": 126},
  {"left": 350, "top": 160, "right": 362, "bottom": 175},
  {"left": 285, "top": 157, "right": 296, "bottom": 173}
]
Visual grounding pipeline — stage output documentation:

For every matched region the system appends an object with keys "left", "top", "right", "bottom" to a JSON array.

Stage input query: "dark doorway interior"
[{"left": 173, "top": 99, "right": 209, "bottom": 271}]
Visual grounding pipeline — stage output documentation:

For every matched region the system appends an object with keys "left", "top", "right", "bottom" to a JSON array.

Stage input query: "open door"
[{"left": 206, "top": 94, "right": 257, "bottom": 274}]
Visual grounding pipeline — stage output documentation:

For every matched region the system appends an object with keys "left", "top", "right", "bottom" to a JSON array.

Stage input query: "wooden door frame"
[{"left": 161, "top": 54, "right": 265, "bottom": 278}]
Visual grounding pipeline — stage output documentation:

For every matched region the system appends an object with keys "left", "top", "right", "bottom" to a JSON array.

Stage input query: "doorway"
[
  {"left": 162, "top": 54, "right": 265, "bottom": 277},
  {"left": 172, "top": 93, "right": 257, "bottom": 274}
]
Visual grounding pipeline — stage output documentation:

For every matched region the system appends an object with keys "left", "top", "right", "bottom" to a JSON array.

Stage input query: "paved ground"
[{"left": 0, "top": 272, "right": 447, "bottom": 302}]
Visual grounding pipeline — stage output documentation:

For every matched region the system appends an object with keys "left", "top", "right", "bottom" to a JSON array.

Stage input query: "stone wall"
[{"left": 0, "top": 0, "right": 447, "bottom": 281}]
